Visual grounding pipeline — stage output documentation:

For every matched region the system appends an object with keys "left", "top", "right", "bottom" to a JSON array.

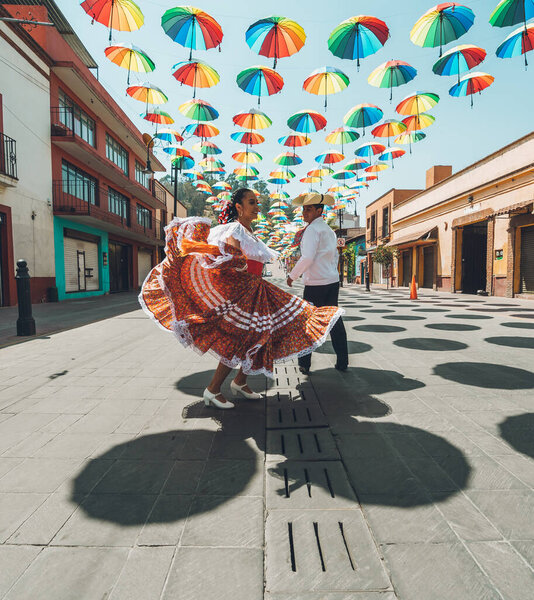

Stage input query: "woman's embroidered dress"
[{"left": 139, "top": 217, "right": 343, "bottom": 378}]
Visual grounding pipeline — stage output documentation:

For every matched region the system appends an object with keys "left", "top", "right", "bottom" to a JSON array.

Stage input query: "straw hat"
[{"left": 292, "top": 192, "right": 335, "bottom": 206}]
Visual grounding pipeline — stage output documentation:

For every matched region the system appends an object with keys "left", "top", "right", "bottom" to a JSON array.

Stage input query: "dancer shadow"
[{"left": 499, "top": 413, "right": 534, "bottom": 459}]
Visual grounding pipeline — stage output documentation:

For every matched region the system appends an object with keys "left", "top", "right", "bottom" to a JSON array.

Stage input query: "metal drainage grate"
[
  {"left": 266, "top": 428, "right": 340, "bottom": 462},
  {"left": 267, "top": 403, "right": 327, "bottom": 429}
]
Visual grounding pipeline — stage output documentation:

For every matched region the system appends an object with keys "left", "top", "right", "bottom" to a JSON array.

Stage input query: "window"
[
  {"left": 382, "top": 206, "right": 390, "bottom": 237},
  {"left": 61, "top": 161, "right": 98, "bottom": 205},
  {"left": 135, "top": 161, "right": 150, "bottom": 189},
  {"left": 136, "top": 204, "right": 152, "bottom": 229},
  {"left": 106, "top": 133, "right": 129, "bottom": 175},
  {"left": 108, "top": 187, "right": 129, "bottom": 222},
  {"left": 370, "top": 214, "right": 376, "bottom": 242},
  {"left": 58, "top": 91, "right": 95, "bottom": 147}
]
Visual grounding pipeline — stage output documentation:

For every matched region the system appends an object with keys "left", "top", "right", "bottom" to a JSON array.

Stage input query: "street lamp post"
[{"left": 172, "top": 160, "right": 178, "bottom": 218}]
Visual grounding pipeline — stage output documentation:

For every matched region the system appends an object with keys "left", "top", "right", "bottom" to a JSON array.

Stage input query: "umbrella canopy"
[
  {"left": 183, "top": 123, "right": 220, "bottom": 138},
  {"left": 396, "top": 92, "right": 440, "bottom": 115},
  {"left": 371, "top": 119, "right": 407, "bottom": 145},
  {"left": 368, "top": 60, "right": 417, "bottom": 101},
  {"left": 274, "top": 152, "right": 302, "bottom": 166},
  {"left": 82, "top": 0, "right": 144, "bottom": 42},
  {"left": 308, "top": 168, "right": 333, "bottom": 177},
  {"left": 104, "top": 43, "right": 154, "bottom": 84},
  {"left": 154, "top": 128, "right": 183, "bottom": 144},
  {"left": 171, "top": 155, "right": 195, "bottom": 171},
  {"left": 395, "top": 131, "right": 427, "bottom": 154},
  {"left": 379, "top": 146, "right": 406, "bottom": 168},
  {"left": 402, "top": 113, "right": 436, "bottom": 132},
  {"left": 232, "top": 109, "right": 272, "bottom": 130},
  {"left": 287, "top": 110, "right": 327, "bottom": 139},
  {"left": 161, "top": 6, "right": 223, "bottom": 60},
  {"left": 332, "top": 169, "right": 357, "bottom": 181},
  {"left": 496, "top": 22, "right": 534, "bottom": 68},
  {"left": 490, "top": 0, "right": 534, "bottom": 28},
  {"left": 365, "top": 162, "right": 389, "bottom": 173},
  {"left": 162, "top": 145, "right": 191, "bottom": 157},
  {"left": 325, "top": 127, "right": 360, "bottom": 152},
  {"left": 410, "top": 2, "right": 475, "bottom": 56},
  {"left": 300, "top": 176, "right": 322, "bottom": 184},
  {"left": 126, "top": 83, "right": 167, "bottom": 105},
  {"left": 231, "top": 131, "right": 265, "bottom": 145},
  {"left": 315, "top": 152, "right": 345, "bottom": 164},
  {"left": 233, "top": 150, "right": 262, "bottom": 163},
  {"left": 302, "top": 67, "right": 350, "bottom": 108},
  {"left": 354, "top": 142, "right": 386, "bottom": 159},
  {"left": 234, "top": 166, "right": 259, "bottom": 176},
  {"left": 213, "top": 182, "right": 232, "bottom": 191},
  {"left": 271, "top": 169, "right": 295, "bottom": 179},
  {"left": 236, "top": 66, "right": 284, "bottom": 105},
  {"left": 142, "top": 109, "right": 174, "bottom": 125},
  {"left": 199, "top": 157, "right": 224, "bottom": 168},
  {"left": 217, "top": 191, "right": 232, "bottom": 200},
  {"left": 193, "top": 140, "right": 221, "bottom": 154},
  {"left": 267, "top": 177, "right": 289, "bottom": 185},
  {"left": 278, "top": 134, "right": 312, "bottom": 148},
  {"left": 343, "top": 103, "right": 384, "bottom": 134},
  {"left": 328, "top": 15, "right": 389, "bottom": 68},
  {"left": 344, "top": 158, "right": 370, "bottom": 170},
  {"left": 245, "top": 16, "right": 306, "bottom": 68},
  {"left": 183, "top": 170, "right": 204, "bottom": 181},
  {"left": 179, "top": 98, "right": 219, "bottom": 122},
  {"left": 171, "top": 59, "right": 220, "bottom": 98},
  {"left": 449, "top": 71, "right": 495, "bottom": 106},
  {"left": 432, "top": 44, "right": 487, "bottom": 83},
  {"left": 270, "top": 191, "right": 291, "bottom": 199}
]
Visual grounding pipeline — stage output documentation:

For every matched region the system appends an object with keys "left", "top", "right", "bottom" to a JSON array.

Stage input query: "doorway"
[
  {"left": 422, "top": 246, "right": 435, "bottom": 288},
  {"left": 461, "top": 222, "right": 487, "bottom": 294},
  {"left": 0, "top": 212, "right": 5, "bottom": 306},
  {"left": 401, "top": 250, "right": 412, "bottom": 287},
  {"left": 109, "top": 241, "right": 130, "bottom": 292}
]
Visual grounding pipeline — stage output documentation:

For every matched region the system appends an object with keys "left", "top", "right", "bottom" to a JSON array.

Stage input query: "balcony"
[
  {"left": 53, "top": 181, "right": 164, "bottom": 245},
  {"left": 0, "top": 132, "right": 18, "bottom": 186}
]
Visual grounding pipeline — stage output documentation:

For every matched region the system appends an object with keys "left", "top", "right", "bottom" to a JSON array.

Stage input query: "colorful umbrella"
[
  {"left": 274, "top": 152, "right": 302, "bottom": 166},
  {"left": 328, "top": 15, "right": 389, "bottom": 69},
  {"left": 126, "top": 83, "right": 167, "bottom": 107},
  {"left": 410, "top": 3, "right": 475, "bottom": 56},
  {"left": 368, "top": 60, "right": 417, "bottom": 101},
  {"left": 104, "top": 43, "right": 154, "bottom": 84},
  {"left": 217, "top": 191, "right": 232, "bottom": 200},
  {"left": 302, "top": 67, "right": 350, "bottom": 108},
  {"left": 396, "top": 92, "right": 440, "bottom": 116},
  {"left": 332, "top": 170, "right": 357, "bottom": 181},
  {"left": 449, "top": 72, "right": 495, "bottom": 106},
  {"left": 82, "top": 0, "right": 144, "bottom": 42},
  {"left": 183, "top": 123, "right": 220, "bottom": 138},
  {"left": 325, "top": 127, "right": 360, "bottom": 152},
  {"left": 287, "top": 110, "right": 327, "bottom": 140},
  {"left": 232, "top": 109, "right": 272, "bottom": 130},
  {"left": 343, "top": 103, "right": 384, "bottom": 134},
  {"left": 193, "top": 140, "right": 221, "bottom": 154},
  {"left": 234, "top": 166, "right": 259, "bottom": 177},
  {"left": 171, "top": 59, "right": 220, "bottom": 98},
  {"left": 183, "top": 170, "right": 203, "bottom": 181},
  {"left": 379, "top": 146, "right": 406, "bottom": 168},
  {"left": 496, "top": 22, "right": 534, "bottom": 68},
  {"left": 161, "top": 6, "right": 223, "bottom": 60},
  {"left": 402, "top": 113, "right": 436, "bottom": 132},
  {"left": 308, "top": 168, "right": 333, "bottom": 178},
  {"left": 300, "top": 176, "right": 322, "bottom": 184},
  {"left": 236, "top": 66, "right": 284, "bottom": 105},
  {"left": 371, "top": 119, "right": 407, "bottom": 145},
  {"left": 142, "top": 109, "right": 174, "bottom": 125},
  {"left": 278, "top": 134, "right": 312, "bottom": 149},
  {"left": 213, "top": 182, "right": 232, "bottom": 191},
  {"left": 233, "top": 151, "right": 262, "bottom": 163},
  {"left": 246, "top": 16, "right": 306, "bottom": 68},
  {"left": 172, "top": 155, "right": 195, "bottom": 171},
  {"left": 490, "top": 0, "right": 534, "bottom": 28},
  {"left": 344, "top": 158, "right": 370, "bottom": 170},
  {"left": 354, "top": 142, "right": 386, "bottom": 160},
  {"left": 199, "top": 157, "right": 224, "bottom": 168},
  {"left": 162, "top": 145, "right": 191, "bottom": 157},
  {"left": 365, "top": 162, "right": 389, "bottom": 174},
  {"left": 315, "top": 152, "right": 345, "bottom": 164},
  {"left": 271, "top": 169, "right": 295, "bottom": 179},
  {"left": 432, "top": 45, "right": 487, "bottom": 83},
  {"left": 154, "top": 128, "right": 183, "bottom": 144},
  {"left": 395, "top": 131, "right": 427, "bottom": 154},
  {"left": 231, "top": 131, "right": 265, "bottom": 145},
  {"left": 270, "top": 191, "right": 291, "bottom": 199},
  {"left": 178, "top": 98, "right": 219, "bottom": 122}
]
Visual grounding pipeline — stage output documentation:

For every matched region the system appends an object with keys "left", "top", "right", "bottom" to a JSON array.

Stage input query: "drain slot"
[
  {"left": 324, "top": 468, "right": 335, "bottom": 498},
  {"left": 314, "top": 433, "right": 322, "bottom": 453},
  {"left": 278, "top": 408, "right": 282, "bottom": 423},
  {"left": 288, "top": 522, "right": 297, "bottom": 572},
  {"left": 283, "top": 468, "right": 290, "bottom": 498},
  {"left": 306, "top": 408, "right": 312, "bottom": 422},
  {"left": 280, "top": 434, "right": 285, "bottom": 454},
  {"left": 339, "top": 522, "right": 356, "bottom": 570},
  {"left": 313, "top": 522, "right": 326, "bottom": 571},
  {"left": 297, "top": 433, "right": 304, "bottom": 454},
  {"left": 292, "top": 408, "right": 297, "bottom": 422},
  {"left": 304, "top": 467, "right": 311, "bottom": 497}
]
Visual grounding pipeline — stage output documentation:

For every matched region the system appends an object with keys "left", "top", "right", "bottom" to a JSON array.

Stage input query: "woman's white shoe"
[
  {"left": 203, "top": 388, "right": 234, "bottom": 409},
  {"left": 230, "top": 380, "right": 262, "bottom": 400}
]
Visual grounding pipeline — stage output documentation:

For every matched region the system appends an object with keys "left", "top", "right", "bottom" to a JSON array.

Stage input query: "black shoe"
[
  {"left": 335, "top": 364, "right": 348, "bottom": 372},
  {"left": 298, "top": 366, "right": 310, "bottom": 375}
]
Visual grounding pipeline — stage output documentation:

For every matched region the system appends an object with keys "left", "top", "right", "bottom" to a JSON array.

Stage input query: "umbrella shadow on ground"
[
  {"left": 499, "top": 413, "right": 534, "bottom": 459},
  {"left": 434, "top": 362, "right": 534, "bottom": 390}
]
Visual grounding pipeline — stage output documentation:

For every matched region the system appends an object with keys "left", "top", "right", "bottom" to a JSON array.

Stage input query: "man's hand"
[{"left": 286, "top": 276, "right": 293, "bottom": 287}]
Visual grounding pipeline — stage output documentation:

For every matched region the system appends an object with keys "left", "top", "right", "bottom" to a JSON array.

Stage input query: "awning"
[
  {"left": 387, "top": 227, "right": 437, "bottom": 247},
  {"left": 494, "top": 199, "right": 533, "bottom": 216}
]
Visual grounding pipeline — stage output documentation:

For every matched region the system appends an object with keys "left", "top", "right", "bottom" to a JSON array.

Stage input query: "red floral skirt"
[{"left": 139, "top": 218, "right": 343, "bottom": 378}]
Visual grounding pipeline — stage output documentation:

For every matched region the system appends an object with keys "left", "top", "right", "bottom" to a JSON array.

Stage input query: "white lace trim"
[{"left": 209, "top": 222, "right": 278, "bottom": 263}]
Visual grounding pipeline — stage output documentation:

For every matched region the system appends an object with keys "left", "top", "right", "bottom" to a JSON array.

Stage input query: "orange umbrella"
[{"left": 82, "top": 0, "right": 144, "bottom": 42}]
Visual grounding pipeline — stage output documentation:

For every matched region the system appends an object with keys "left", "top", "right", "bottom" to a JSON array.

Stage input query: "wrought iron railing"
[
  {"left": 51, "top": 107, "right": 75, "bottom": 137},
  {"left": 0, "top": 133, "right": 17, "bottom": 180},
  {"left": 152, "top": 181, "right": 167, "bottom": 205}
]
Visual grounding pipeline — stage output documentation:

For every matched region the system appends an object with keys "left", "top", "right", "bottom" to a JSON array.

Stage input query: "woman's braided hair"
[{"left": 218, "top": 187, "right": 253, "bottom": 224}]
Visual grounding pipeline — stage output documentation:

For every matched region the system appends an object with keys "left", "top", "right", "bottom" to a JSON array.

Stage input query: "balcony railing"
[
  {"left": 152, "top": 181, "right": 167, "bottom": 205},
  {"left": 53, "top": 181, "right": 161, "bottom": 241},
  {"left": 51, "top": 107, "right": 75, "bottom": 137},
  {"left": 0, "top": 133, "right": 18, "bottom": 180}
]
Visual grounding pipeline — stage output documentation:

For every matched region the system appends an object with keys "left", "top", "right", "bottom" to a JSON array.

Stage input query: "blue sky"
[{"left": 56, "top": 0, "right": 534, "bottom": 217}]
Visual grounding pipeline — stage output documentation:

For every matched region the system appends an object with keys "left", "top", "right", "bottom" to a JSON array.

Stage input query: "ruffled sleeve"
[{"left": 208, "top": 222, "right": 278, "bottom": 264}]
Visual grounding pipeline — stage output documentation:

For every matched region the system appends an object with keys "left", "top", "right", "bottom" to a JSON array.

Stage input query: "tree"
[{"left": 372, "top": 245, "right": 399, "bottom": 289}]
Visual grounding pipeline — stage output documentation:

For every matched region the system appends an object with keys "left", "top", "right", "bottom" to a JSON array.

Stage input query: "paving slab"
[{"left": 0, "top": 545, "right": 42, "bottom": 598}]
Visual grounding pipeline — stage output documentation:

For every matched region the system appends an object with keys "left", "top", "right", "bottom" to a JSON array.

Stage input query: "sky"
[{"left": 55, "top": 0, "right": 534, "bottom": 218}]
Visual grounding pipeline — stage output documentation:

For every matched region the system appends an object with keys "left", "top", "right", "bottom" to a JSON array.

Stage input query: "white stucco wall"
[{"left": 0, "top": 23, "right": 54, "bottom": 280}]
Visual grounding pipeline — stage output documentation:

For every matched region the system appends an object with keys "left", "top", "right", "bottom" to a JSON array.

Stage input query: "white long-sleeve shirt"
[{"left": 289, "top": 216, "right": 339, "bottom": 286}]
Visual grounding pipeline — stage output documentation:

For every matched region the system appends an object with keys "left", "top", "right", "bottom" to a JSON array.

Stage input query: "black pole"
[
  {"left": 365, "top": 262, "right": 370, "bottom": 291},
  {"left": 16, "top": 259, "right": 36, "bottom": 336},
  {"left": 173, "top": 162, "right": 178, "bottom": 217}
]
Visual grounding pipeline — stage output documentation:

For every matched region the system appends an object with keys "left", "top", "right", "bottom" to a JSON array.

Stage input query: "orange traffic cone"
[{"left": 410, "top": 274, "right": 418, "bottom": 300}]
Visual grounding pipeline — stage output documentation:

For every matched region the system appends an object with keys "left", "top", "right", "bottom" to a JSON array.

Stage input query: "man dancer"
[{"left": 287, "top": 193, "right": 348, "bottom": 374}]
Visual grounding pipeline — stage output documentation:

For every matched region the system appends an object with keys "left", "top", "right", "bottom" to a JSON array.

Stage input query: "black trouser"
[{"left": 298, "top": 282, "right": 348, "bottom": 370}]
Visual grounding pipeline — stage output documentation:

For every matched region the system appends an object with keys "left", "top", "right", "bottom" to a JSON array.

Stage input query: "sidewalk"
[{"left": 0, "top": 281, "right": 533, "bottom": 599}]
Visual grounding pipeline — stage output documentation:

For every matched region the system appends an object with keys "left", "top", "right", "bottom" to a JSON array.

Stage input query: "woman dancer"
[{"left": 139, "top": 188, "right": 343, "bottom": 409}]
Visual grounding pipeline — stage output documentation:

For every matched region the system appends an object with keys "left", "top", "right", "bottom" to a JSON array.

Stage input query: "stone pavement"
[{"left": 0, "top": 281, "right": 533, "bottom": 599}]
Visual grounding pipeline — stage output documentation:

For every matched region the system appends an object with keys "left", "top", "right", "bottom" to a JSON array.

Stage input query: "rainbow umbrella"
[
  {"left": 232, "top": 109, "right": 272, "bottom": 130},
  {"left": 343, "top": 103, "right": 383, "bottom": 134},
  {"left": 270, "top": 169, "right": 295, "bottom": 179},
  {"left": 278, "top": 134, "right": 312, "bottom": 149},
  {"left": 270, "top": 191, "right": 290, "bottom": 199},
  {"left": 183, "top": 170, "right": 203, "bottom": 181},
  {"left": 246, "top": 16, "right": 306, "bottom": 68},
  {"left": 332, "top": 170, "right": 357, "bottom": 181},
  {"left": 371, "top": 119, "right": 407, "bottom": 146},
  {"left": 142, "top": 109, "right": 174, "bottom": 125},
  {"left": 368, "top": 60, "right": 417, "bottom": 101},
  {"left": 395, "top": 131, "right": 427, "bottom": 154},
  {"left": 433, "top": 45, "right": 487, "bottom": 83},
  {"left": 379, "top": 146, "right": 406, "bottom": 169},
  {"left": 217, "top": 191, "right": 232, "bottom": 201},
  {"left": 234, "top": 166, "right": 259, "bottom": 177},
  {"left": 213, "top": 182, "right": 231, "bottom": 191},
  {"left": 410, "top": 3, "right": 475, "bottom": 57},
  {"left": 365, "top": 162, "right": 389, "bottom": 175},
  {"left": 402, "top": 113, "right": 435, "bottom": 132},
  {"left": 184, "top": 123, "right": 220, "bottom": 138},
  {"left": 496, "top": 22, "right": 534, "bottom": 68},
  {"left": 274, "top": 152, "right": 302, "bottom": 166},
  {"left": 179, "top": 99, "right": 219, "bottom": 122},
  {"left": 325, "top": 127, "right": 360, "bottom": 153},
  {"left": 308, "top": 168, "right": 333, "bottom": 177},
  {"left": 315, "top": 152, "right": 344, "bottom": 164},
  {"left": 199, "top": 157, "right": 224, "bottom": 168},
  {"left": 154, "top": 128, "right": 183, "bottom": 144},
  {"left": 172, "top": 155, "right": 195, "bottom": 171},
  {"left": 233, "top": 151, "right": 262, "bottom": 163},
  {"left": 161, "top": 7, "right": 223, "bottom": 60},
  {"left": 236, "top": 66, "right": 284, "bottom": 105},
  {"left": 268, "top": 177, "right": 290, "bottom": 185},
  {"left": 328, "top": 15, "right": 389, "bottom": 69},
  {"left": 344, "top": 158, "right": 370, "bottom": 170},
  {"left": 205, "top": 196, "right": 217, "bottom": 204},
  {"left": 231, "top": 131, "right": 265, "bottom": 145},
  {"left": 193, "top": 140, "right": 221, "bottom": 154},
  {"left": 354, "top": 142, "right": 386, "bottom": 160},
  {"left": 396, "top": 92, "right": 440, "bottom": 116},
  {"left": 449, "top": 72, "right": 495, "bottom": 106},
  {"left": 300, "top": 176, "right": 321, "bottom": 184},
  {"left": 104, "top": 43, "right": 154, "bottom": 84},
  {"left": 171, "top": 60, "right": 220, "bottom": 98},
  {"left": 82, "top": 0, "right": 144, "bottom": 42},
  {"left": 162, "top": 145, "right": 191, "bottom": 157},
  {"left": 302, "top": 67, "right": 350, "bottom": 108},
  {"left": 287, "top": 110, "right": 327, "bottom": 141},
  {"left": 126, "top": 83, "right": 167, "bottom": 107},
  {"left": 490, "top": 0, "right": 534, "bottom": 28}
]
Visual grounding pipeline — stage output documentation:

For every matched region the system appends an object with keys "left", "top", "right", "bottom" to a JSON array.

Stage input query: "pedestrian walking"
[
  {"left": 140, "top": 188, "right": 343, "bottom": 409},
  {"left": 286, "top": 192, "right": 349, "bottom": 374}
]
